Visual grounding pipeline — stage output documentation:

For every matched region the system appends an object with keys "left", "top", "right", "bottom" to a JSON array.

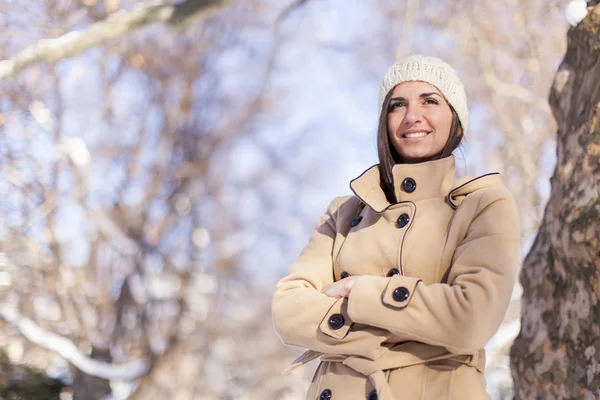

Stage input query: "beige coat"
[{"left": 272, "top": 155, "right": 520, "bottom": 400}]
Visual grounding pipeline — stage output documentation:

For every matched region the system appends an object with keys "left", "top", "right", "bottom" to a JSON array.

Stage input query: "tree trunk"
[{"left": 510, "top": 5, "right": 600, "bottom": 400}]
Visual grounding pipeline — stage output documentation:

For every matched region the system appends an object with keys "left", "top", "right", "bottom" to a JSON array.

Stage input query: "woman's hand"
[
  {"left": 321, "top": 276, "right": 359, "bottom": 298},
  {"left": 322, "top": 277, "right": 407, "bottom": 344}
]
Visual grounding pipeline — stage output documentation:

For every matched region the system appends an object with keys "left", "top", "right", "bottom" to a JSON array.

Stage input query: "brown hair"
[{"left": 377, "top": 89, "right": 464, "bottom": 203}]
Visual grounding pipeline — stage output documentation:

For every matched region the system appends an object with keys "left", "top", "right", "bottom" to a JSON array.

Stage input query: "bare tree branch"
[
  {"left": 0, "top": 305, "right": 150, "bottom": 381},
  {"left": 0, "top": 0, "right": 226, "bottom": 81}
]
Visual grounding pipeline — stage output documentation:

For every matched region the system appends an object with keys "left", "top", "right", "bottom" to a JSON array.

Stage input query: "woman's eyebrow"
[
  {"left": 389, "top": 92, "right": 442, "bottom": 101},
  {"left": 419, "top": 92, "right": 441, "bottom": 98}
]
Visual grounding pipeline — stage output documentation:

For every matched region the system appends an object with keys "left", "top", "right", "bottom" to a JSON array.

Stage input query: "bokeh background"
[{"left": 0, "top": 0, "right": 575, "bottom": 398}]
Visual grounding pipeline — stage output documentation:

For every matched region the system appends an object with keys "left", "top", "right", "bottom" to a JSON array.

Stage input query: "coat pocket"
[
  {"left": 424, "top": 360, "right": 489, "bottom": 400},
  {"left": 422, "top": 359, "right": 459, "bottom": 400},
  {"left": 387, "top": 360, "right": 473, "bottom": 400}
]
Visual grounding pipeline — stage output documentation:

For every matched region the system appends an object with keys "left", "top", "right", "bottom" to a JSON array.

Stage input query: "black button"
[
  {"left": 392, "top": 286, "right": 410, "bottom": 302},
  {"left": 350, "top": 215, "right": 363, "bottom": 227},
  {"left": 368, "top": 390, "right": 378, "bottom": 400},
  {"left": 386, "top": 268, "right": 400, "bottom": 277},
  {"left": 341, "top": 271, "right": 351, "bottom": 279},
  {"left": 402, "top": 177, "right": 416, "bottom": 193},
  {"left": 396, "top": 213, "right": 410, "bottom": 228},
  {"left": 328, "top": 313, "right": 345, "bottom": 330},
  {"left": 319, "top": 389, "right": 332, "bottom": 400}
]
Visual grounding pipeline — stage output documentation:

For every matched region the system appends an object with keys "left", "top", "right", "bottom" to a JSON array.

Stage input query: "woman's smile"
[{"left": 400, "top": 129, "right": 431, "bottom": 141}]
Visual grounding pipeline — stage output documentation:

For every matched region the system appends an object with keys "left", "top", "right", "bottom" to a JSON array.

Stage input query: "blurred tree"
[
  {"left": 0, "top": 0, "right": 309, "bottom": 398},
  {"left": 510, "top": 3, "right": 600, "bottom": 399}
]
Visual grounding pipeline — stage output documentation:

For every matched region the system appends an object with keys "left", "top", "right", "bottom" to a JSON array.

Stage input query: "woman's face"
[{"left": 386, "top": 81, "right": 455, "bottom": 163}]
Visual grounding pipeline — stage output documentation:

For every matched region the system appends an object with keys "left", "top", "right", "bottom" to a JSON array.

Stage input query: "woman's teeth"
[{"left": 404, "top": 132, "right": 429, "bottom": 138}]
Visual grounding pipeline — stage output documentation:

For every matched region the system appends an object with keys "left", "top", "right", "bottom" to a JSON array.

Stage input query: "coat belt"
[{"left": 283, "top": 343, "right": 486, "bottom": 400}]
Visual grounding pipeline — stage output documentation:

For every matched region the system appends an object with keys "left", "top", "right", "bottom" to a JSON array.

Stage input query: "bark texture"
[{"left": 510, "top": 5, "right": 600, "bottom": 400}]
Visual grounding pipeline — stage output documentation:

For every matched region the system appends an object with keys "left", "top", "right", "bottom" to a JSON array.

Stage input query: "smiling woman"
[
  {"left": 272, "top": 54, "right": 520, "bottom": 400},
  {"left": 376, "top": 56, "right": 467, "bottom": 204}
]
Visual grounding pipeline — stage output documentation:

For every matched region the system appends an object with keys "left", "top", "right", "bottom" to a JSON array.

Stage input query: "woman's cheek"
[{"left": 387, "top": 115, "right": 402, "bottom": 135}]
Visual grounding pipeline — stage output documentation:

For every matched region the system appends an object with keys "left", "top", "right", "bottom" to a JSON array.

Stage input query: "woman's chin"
[{"left": 399, "top": 148, "right": 435, "bottom": 163}]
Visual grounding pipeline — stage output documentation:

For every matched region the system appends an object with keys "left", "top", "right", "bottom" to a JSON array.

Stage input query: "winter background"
[{"left": 0, "top": 0, "right": 587, "bottom": 399}]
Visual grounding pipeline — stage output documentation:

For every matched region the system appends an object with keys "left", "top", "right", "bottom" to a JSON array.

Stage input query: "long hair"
[{"left": 377, "top": 89, "right": 464, "bottom": 203}]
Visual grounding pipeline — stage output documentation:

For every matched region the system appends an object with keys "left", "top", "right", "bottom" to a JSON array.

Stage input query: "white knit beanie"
[{"left": 379, "top": 54, "right": 468, "bottom": 135}]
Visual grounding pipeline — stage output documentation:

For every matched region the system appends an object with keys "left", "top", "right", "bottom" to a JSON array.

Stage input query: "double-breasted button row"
[
  {"left": 353, "top": 206, "right": 411, "bottom": 229},
  {"left": 368, "top": 390, "right": 378, "bottom": 400},
  {"left": 392, "top": 286, "right": 410, "bottom": 302},
  {"left": 328, "top": 313, "right": 345, "bottom": 330}
]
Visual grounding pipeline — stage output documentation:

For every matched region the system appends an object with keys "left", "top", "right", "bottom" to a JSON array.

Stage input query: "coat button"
[
  {"left": 350, "top": 215, "right": 363, "bottom": 227},
  {"left": 319, "top": 389, "right": 332, "bottom": 400},
  {"left": 396, "top": 213, "right": 410, "bottom": 228},
  {"left": 341, "top": 271, "right": 351, "bottom": 279},
  {"left": 368, "top": 390, "right": 378, "bottom": 400},
  {"left": 386, "top": 268, "right": 400, "bottom": 277},
  {"left": 402, "top": 177, "right": 416, "bottom": 193},
  {"left": 328, "top": 313, "right": 345, "bottom": 330},
  {"left": 392, "top": 286, "right": 410, "bottom": 302}
]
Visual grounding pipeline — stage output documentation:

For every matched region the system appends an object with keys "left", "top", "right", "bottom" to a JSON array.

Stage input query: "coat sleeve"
[
  {"left": 272, "top": 196, "right": 392, "bottom": 360},
  {"left": 346, "top": 187, "right": 520, "bottom": 354}
]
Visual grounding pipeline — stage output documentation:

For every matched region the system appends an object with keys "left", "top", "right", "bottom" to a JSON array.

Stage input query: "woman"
[{"left": 272, "top": 54, "right": 520, "bottom": 400}]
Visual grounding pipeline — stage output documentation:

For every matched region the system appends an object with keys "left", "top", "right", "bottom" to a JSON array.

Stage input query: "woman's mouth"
[{"left": 401, "top": 131, "right": 430, "bottom": 140}]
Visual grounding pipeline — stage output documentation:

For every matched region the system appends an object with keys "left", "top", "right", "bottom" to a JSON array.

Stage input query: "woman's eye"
[
  {"left": 389, "top": 102, "right": 404, "bottom": 111},
  {"left": 424, "top": 98, "right": 438, "bottom": 105}
]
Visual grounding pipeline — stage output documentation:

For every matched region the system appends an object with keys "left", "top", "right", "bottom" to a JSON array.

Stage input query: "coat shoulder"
[
  {"left": 448, "top": 173, "right": 516, "bottom": 210},
  {"left": 324, "top": 195, "right": 364, "bottom": 231},
  {"left": 326, "top": 195, "right": 361, "bottom": 214}
]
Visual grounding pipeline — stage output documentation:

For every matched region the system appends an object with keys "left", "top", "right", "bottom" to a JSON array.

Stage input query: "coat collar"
[{"left": 349, "top": 156, "right": 457, "bottom": 213}]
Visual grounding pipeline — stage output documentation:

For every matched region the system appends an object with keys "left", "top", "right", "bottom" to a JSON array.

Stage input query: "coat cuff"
[
  {"left": 382, "top": 275, "right": 421, "bottom": 309},
  {"left": 318, "top": 297, "right": 352, "bottom": 339},
  {"left": 347, "top": 275, "right": 422, "bottom": 324}
]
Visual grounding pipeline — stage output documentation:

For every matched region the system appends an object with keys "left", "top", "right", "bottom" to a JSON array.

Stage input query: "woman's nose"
[
  {"left": 403, "top": 105, "right": 423, "bottom": 125},
  {"left": 404, "top": 106, "right": 423, "bottom": 125}
]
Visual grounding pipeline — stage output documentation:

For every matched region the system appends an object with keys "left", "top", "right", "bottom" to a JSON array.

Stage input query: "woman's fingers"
[
  {"left": 321, "top": 281, "right": 345, "bottom": 298},
  {"left": 322, "top": 276, "right": 358, "bottom": 298}
]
